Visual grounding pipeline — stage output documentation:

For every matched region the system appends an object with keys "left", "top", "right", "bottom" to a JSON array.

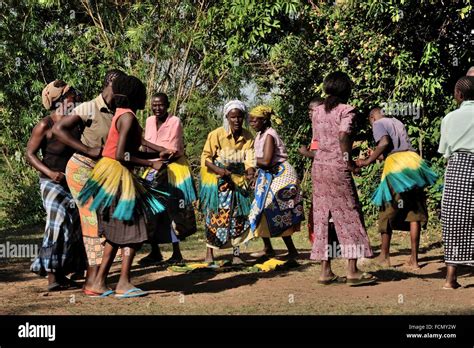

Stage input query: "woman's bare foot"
[
  {"left": 85, "top": 282, "right": 109, "bottom": 295},
  {"left": 401, "top": 257, "right": 421, "bottom": 270},
  {"left": 373, "top": 254, "right": 391, "bottom": 268},
  {"left": 318, "top": 270, "right": 337, "bottom": 283},
  {"left": 115, "top": 280, "right": 136, "bottom": 294}
]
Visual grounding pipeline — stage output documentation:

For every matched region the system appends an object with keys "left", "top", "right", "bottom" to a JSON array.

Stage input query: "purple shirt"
[{"left": 372, "top": 117, "right": 415, "bottom": 154}]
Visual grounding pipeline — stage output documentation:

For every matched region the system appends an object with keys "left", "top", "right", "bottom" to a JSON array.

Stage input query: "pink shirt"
[
  {"left": 144, "top": 114, "right": 184, "bottom": 154},
  {"left": 255, "top": 127, "right": 288, "bottom": 167},
  {"left": 312, "top": 103, "right": 355, "bottom": 168}
]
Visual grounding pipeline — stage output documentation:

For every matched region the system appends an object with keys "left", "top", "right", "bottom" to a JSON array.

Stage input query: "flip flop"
[
  {"left": 83, "top": 289, "right": 114, "bottom": 298},
  {"left": 347, "top": 273, "right": 377, "bottom": 287},
  {"left": 115, "top": 288, "right": 148, "bottom": 299},
  {"left": 317, "top": 275, "right": 347, "bottom": 285}
]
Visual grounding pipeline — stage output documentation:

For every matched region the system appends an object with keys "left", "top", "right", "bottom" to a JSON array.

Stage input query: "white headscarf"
[{"left": 223, "top": 99, "right": 247, "bottom": 132}]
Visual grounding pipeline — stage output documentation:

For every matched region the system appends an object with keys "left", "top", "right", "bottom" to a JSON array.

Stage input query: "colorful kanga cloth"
[
  {"left": 200, "top": 161, "right": 253, "bottom": 249},
  {"left": 249, "top": 161, "right": 304, "bottom": 238}
]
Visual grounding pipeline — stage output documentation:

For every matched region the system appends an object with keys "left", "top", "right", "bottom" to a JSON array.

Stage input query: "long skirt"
[
  {"left": 310, "top": 163, "right": 373, "bottom": 261},
  {"left": 200, "top": 161, "right": 252, "bottom": 249},
  {"left": 441, "top": 152, "right": 474, "bottom": 265},
  {"left": 66, "top": 153, "right": 105, "bottom": 266},
  {"left": 31, "top": 178, "right": 86, "bottom": 276},
  {"left": 249, "top": 161, "right": 304, "bottom": 238},
  {"left": 78, "top": 157, "right": 167, "bottom": 246},
  {"left": 144, "top": 156, "right": 197, "bottom": 244}
]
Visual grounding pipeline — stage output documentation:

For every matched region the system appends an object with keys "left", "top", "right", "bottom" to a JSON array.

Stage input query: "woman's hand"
[
  {"left": 245, "top": 168, "right": 255, "bottom": 181},
  {"left": 216, "top": 167, "right": 231, "bottom": 177},
  {"left": 355, "top": 158, "right": 369, "bottom": 168},
  {"left": 298, "top": 145, "right": 308, "bottom": 155},
  {"left": 159, "top": 149, "right": 176, "bottom": 160},
  {"left": 49, "top": 171, "right": 65, "bottom": 183}
]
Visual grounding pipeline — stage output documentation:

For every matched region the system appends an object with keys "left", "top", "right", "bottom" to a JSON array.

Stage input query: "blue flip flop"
[{"left": 115, "top": 288, "right": 148, "bottom": 299}]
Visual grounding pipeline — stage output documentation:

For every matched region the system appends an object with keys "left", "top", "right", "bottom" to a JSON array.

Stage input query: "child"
[{"left": 356, "top": 107, "right": 437, "bottom": 269}]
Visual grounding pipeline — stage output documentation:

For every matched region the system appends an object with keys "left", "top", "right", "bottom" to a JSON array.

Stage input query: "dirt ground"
[{"left": 1, "top": 224, "right": 473, "bottom": 315}]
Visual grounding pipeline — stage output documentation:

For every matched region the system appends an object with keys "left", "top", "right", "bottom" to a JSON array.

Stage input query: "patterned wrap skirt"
[
  {"left": 66, "top": 153, "right": 122, "bottom": 265},
  {"left": 200, "top": 161, "right": 252, "bottom": 249},
  {"left": 249, "top": 161, "right": 304, "bottom": 238},
  {"left": 31, "top": 178, "right": 86, "bottom": 275},
  {"left": 441, "top": 152, "right": 474, "bottom": 265}
]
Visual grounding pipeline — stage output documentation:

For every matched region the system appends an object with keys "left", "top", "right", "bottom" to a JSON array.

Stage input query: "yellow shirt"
[
  {"left": 201, "top": 127, "right": 255, "bottom": 170},
  {"left": 73, "top": 94, "right": 114, "bottom": 148}
]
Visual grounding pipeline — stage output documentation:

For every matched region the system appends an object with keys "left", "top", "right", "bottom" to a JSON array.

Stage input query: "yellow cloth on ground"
[{"left": 254, "top": 258, "right": 286, "bottom": 272}]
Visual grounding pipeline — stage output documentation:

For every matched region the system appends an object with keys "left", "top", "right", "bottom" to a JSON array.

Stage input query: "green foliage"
[
  {"left": 261, "top": 0, "right": 471, "bottom": 223},
  {"left": 0, "top": 0, "right": 298, "bottom": 226},
  {"left": 0, "top": 0, "right": 471, "bottom": 227}
]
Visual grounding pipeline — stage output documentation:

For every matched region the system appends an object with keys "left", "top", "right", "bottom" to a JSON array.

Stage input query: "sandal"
[
  {"left": 83, "top": 288, "right": 114, "bottom": 298},
  {"left": 317, "top": 275, "right": 347, "bottom": 285},
  {"left": 115, "top": 288, "right": 148, "bottom": 299},
  {"left": 347, "top": 272, "right": 377, "bottom": 286}
]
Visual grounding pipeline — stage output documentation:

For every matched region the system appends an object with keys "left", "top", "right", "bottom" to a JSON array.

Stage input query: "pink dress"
[{"left": 310, "top": 103, "right": 373, "bottom": 260}]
